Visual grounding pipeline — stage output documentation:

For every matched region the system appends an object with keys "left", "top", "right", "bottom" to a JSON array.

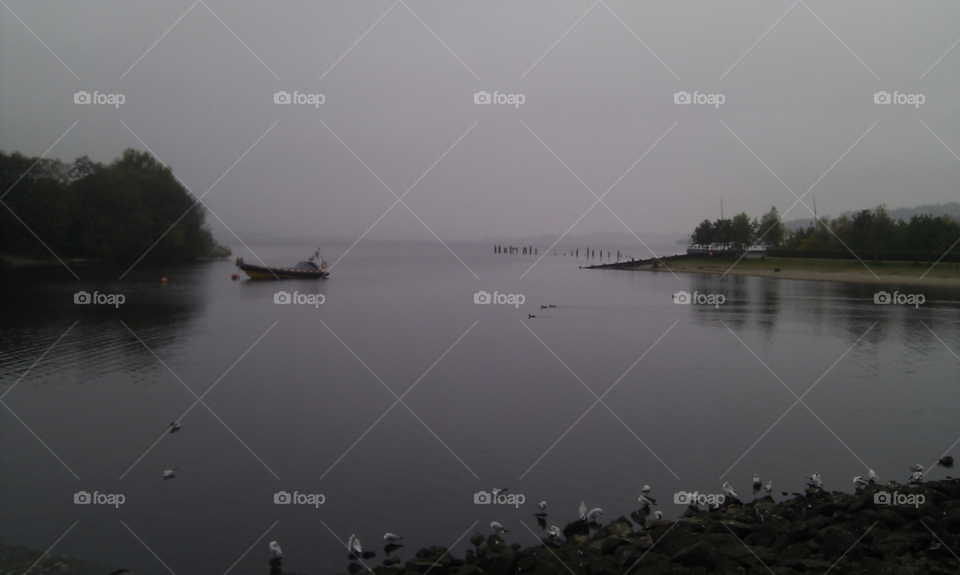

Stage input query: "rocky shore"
[
  {"left": 0, "top": 542, "right": 126, "bottom": 575},
  {"left": 330, "top": 479, "right": 960, "bottom": 575}
]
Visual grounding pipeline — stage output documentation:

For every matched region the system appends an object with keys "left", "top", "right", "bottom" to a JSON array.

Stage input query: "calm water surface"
[{"left": 2, "top": 240, "right": 959, "bottom": 574}]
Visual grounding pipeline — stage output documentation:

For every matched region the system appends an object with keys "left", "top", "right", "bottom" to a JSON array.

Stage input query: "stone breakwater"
[{"left": 334, "top": 480, "right": 960, "bottom": 575}]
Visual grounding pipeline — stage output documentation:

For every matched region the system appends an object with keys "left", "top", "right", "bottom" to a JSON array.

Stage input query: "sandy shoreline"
[{"left": 653, "top": 265, "right": 960, "bottom": 288}]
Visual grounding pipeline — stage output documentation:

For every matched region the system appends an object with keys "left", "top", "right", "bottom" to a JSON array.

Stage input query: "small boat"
[{"left": 235, "top": 248, "right": 330, "bottom": 280}]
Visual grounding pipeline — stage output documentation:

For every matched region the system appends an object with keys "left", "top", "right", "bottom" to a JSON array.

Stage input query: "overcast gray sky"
[{"left": 1, "top": 0, "right": 958, "bottom": 242}]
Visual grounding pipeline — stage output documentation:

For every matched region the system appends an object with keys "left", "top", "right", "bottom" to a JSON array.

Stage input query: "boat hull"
[{"left": 238, "top": 263, "right": 329, "bottom": 280}]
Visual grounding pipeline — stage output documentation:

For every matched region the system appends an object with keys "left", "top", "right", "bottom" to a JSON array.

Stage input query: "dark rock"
[
  {"left": 562, "top": 520, "right": 590, "bottom": 538},
  {"left": 669, "top": 540, "right": 720, "bottom": 570},
  {"left": 469, "top": 533, "right": 485, "bottom": 547}
]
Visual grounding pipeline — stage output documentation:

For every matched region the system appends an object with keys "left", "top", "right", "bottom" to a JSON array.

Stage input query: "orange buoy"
[
  {"left": 161, "top": 277, "right": 168, "bottom": 283},
  {"left": 231, "top": 274, "right": 239, "bottom": 280}
]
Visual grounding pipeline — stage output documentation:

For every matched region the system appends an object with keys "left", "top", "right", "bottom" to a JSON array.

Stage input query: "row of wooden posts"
[{"left": 495, "top": 245, "right": 635, "bottom": 261}]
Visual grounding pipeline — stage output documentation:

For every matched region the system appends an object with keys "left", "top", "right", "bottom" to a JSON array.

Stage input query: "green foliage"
[
  {"left": 690, "top": 203, "right": 959, "bottom": 258},
  {"left": 0, "top": 149, "right": 230, "bottom": 262}
]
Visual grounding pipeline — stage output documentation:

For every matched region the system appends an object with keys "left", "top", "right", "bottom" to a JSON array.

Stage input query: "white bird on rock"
[
  {"left": 752, "top": 475, "right": 762, "bottom": 489},
  {"left": 641, "top": 485, "right": 651, "bottom": 494},
  {"left": 853, "top": 475, "right": 870, "bottom": 488},
  {"left": 765, "top": 480, "right": 773, "bottom": 494},
  {"left": 579, "top": 501, "right": 587, "bottom": 521},
  {"left": 547, "top": 526, "right": 561, "bottom": 539},
  {"left": 722, "top": 482, "right": 738, "bottom": 498},
  {"left": 807, "top": 474, "right": 823, "bottom": 489},
  {"left": 347, "top": 534, "right": 362, "bottom": 556},
  {"left": 910, "top": 464, "right": 924, "bottom": 473},
  {"left": 586, "top": 508, "right": 603, "bottom": 522},
  {"left": 491, "top": 521, "right": 509, "bottom": 535},
  {"left": 537, "top": 501, "right": 547, "bottom": 512},
  {"left": 637, "top": 495, "right": 656, "bottom": 512},
  {"left": 653, "top": 510, "right": 663, "bottom": 520},
  {"left": 163, "top": 468, "right": 177, "bottom": 479},
  {"left": 383, "top": 533, "right": 403, "bottom": 543},
  {"left": 269, "top": 541, "right": 282, "bottom": 559}
]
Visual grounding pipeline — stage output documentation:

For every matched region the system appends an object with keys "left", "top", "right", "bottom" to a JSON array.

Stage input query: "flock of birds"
[
  {"left": 158, "top": 419, "right": 955, "bottom": 568},
  {"left": 162, "top": 422, "right": 181, "bottom": 479},
  {"left": 527, "top": 303, "right": 557, "bottom": 320},
  {"left": 263, "top": 459, "right": 957, "bottom": 568}
]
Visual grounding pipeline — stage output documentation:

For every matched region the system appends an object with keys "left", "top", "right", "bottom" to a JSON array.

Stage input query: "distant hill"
[{"left": 782, "top": 202, "right": 960, "bottom": 231}]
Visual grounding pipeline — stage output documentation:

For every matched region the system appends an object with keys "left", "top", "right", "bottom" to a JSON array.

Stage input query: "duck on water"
[{"left": 235, "top": 248, "right": 330, "bottom": 279}]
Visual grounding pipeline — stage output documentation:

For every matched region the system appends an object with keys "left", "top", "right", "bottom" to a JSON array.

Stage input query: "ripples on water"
[{"left": 1, "top": 241, "right": 958, "bottom": 575}]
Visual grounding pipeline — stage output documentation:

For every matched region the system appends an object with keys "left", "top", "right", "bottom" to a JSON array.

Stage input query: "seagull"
[
  {"left": 641, "top": 485, "right": 651, "bottom": 494},
  {"left": 653, "top": 510, "right": 663, "bottom": 520},
  {"left": 347, "top": 534, "right": 362, "bottom": 556},
  {"left": 491, "top": 521, "right": 509, "bottom": 534},
  {"left": 764, "top": 480, "right": 773, "bottom": 494},
  {"left": 537, "top": 501, "right": 547, "bottom": 513},
  {"left": 637, "top": 495, "right": 656, "bottom": 513},
  {"left": 163, "top": 468, "right": 177, "bottom": 479},
  {"left": 549, "top": 304, "right": 556, "bottom": 308},
  {"left": 807, "top": 474, "right": 823, "bottom": 489},
  {"left": 853, "top": 475, "right": 870, "bottom": 488},
  {"left": 909, "top": 471, "right": 924, "bottom": 484},
  {"left": 541, "top": 305, "right": 548, "bottom": 309},
  {"left": 752, "top": 475, "right": 762, "bottom": 490},
  {"left": 528, "top": 315, "right": 536, "bottom": 319},
  {"left": 169, "top": 422, "right": 181, "bottom": 433},
  {"left": 722, "top": 482, "right": 738, "bottom": 498},
  {"left": 868, "top": 469, "right": 879, "bottom": 482},
  {"left": 546, "top": 526, "right": 561, "bottom": 539},
  {"left": 910, "top": 464, "right": 924, "bottom": 473},
  {"left": 383, "top": 533, "right": 403, "bottom": 543},
  {"left": 586, "top": 508, "right": 603, "bottom": 523},
  {"left": 579, "top": 501, "right": 587, "bottom": 521},
  {"left": 492, "top": 487, "right": 509, "bottom": 497},
  {"left": 269, "top": 541, "right": 283, "bottom": 559}
]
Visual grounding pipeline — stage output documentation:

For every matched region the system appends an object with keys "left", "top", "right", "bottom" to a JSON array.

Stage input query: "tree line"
[
  {"left": 691, "top": 206, "right": 960, "bottom": 258},
  {"left": 0, "top": 149, "right": 230, "bottom": 263}
]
